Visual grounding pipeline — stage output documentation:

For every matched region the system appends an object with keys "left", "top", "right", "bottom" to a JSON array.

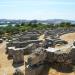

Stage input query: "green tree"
[{"left": 21, "top": 22, "right": 25, "bottom": 26}]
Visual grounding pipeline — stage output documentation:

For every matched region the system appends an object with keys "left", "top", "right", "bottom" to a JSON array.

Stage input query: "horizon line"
[{"left": 0, "top": 18, "right": 75, "bottom": 21}]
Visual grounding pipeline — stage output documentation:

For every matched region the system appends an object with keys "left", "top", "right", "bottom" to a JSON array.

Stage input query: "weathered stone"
[
  {"left": 13, "top": 48, "right": 24, "bottom": 64},
  {"left": 13, "top": 68, "right": 24, "bottom": 75},
  {"left": 7, "top": 47, "right": 14, "bottom": 59},
  {"left": 25, "top": 65, "right": 43, "bottom": 75},
  {"left": 45, "top": 46, "right": 75, "bottom": 64},
  {"left": 26, "top": 48, "right": 47, "bottom": 65},
  {"left": 0, "top": 39, "right": 3, "bottom": 43}
]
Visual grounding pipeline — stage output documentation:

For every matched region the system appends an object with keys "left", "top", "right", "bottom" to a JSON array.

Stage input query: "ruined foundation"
[
  {"left": 13, "top": 49, "right": 24, "bottom": 64},
  {"left": 25, "top": 65, "right": 44, "bottom": 75},
  {"left": 5, "top": 29, "right": 75, "bottom": 75}
]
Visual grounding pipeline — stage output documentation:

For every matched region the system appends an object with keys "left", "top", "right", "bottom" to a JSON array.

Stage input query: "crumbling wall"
[
  {"left": 13, "top": 50, "right": 24, "bottom": 64},
  {"left": 46, "top": 52, "right": 57, "bottom": 62},
  {"left": 27, "top": 49, "right": 47, "bottom": 65},
  {"left": 46, "top": 48, "right": 75, "bottom": 64},
  {"left": 7, "top": 47, "right": 14, "bottom": 59},
  {"left": 69, "top": 48, "right": 75, "bottom": 64},
  {"left": 25, "top": 48, "right": 46, "bottom": 75},
  {"left": 25, "top": 65, "right": 44, "bottom": 75}
]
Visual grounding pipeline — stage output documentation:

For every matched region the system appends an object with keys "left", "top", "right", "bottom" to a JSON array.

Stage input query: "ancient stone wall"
[
  {"left": 25, "top": 65, "right": 44, "bottom": 75},
  {"left": 7, "top": 47, "right": 14, "bottom": 58},
  {"left": 27, "top": 49, "right": 47, "bottom": 65},
  {"left": 13, "top": 49, "right": 24, "bottom": 64},
  {"left": 46, "top": 47, "right": 75, "bottom": 64}
]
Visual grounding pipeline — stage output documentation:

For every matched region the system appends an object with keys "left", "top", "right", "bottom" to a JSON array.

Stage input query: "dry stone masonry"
[{"left": 5, "top": 29, "right": 75, "bottom": 75}]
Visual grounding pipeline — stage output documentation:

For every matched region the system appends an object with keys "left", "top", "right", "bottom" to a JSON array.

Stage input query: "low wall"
[
  {"left": 13, "top": 50, "right": 24, "bottom": 64},
  {"left": 46, "top": 48, "right": 75, "bottom": 64}
]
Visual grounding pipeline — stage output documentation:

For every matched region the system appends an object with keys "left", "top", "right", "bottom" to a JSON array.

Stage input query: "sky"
[{"left": 0, "top": 0, "right": 75, "bottom": 20}]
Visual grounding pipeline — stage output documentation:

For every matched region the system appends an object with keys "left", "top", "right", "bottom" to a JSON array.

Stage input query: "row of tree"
[{"left": 0, "top": 22, "right": 75, "bottom": 36}]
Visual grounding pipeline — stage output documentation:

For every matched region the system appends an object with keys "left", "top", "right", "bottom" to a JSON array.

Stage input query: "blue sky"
[{"left": 0, "top": 0, "right": 75, "bottom": 20}]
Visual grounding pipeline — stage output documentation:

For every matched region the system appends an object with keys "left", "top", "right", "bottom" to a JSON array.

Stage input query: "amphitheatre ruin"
[{"left": 0, "top": 28, "right": 75, "bottom": 75}]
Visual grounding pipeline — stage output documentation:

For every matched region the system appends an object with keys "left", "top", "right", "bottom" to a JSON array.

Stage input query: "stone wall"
[
  {"left": 27, "top": 49, "right": 47, "bottom": 65},
  {"left": 25, "top": 48, "right": 46, "bottom": 75},
  {"left": 25, "top": 65, "right": 44, "bottom": 75},
  {"left": 13, "top": 49, "right": 24, "bottom": 64},
  {"left": 7, "top": 47, "right": 14, "bottom": 59},
  {"left": 46, "top": 47, "right": 75, "bottom": 64}
]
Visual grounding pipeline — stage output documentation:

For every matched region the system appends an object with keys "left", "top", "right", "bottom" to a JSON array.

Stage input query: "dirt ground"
[
  {"left": 38, "top": 34, "right": 45, "bottom": 41},
  {"left": 0, "top": 41, "right": 14, "bottom": 75},
  {"left": 60, "top": 32, "right": 75, "bottom": 43},
  {"left": 0, "top": 41, "right": 28, "bottom": 75}
]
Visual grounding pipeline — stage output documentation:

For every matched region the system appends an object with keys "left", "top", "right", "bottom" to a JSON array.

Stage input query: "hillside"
[{"left": 0, "top": 19, "right": 75, "bottom": 25}]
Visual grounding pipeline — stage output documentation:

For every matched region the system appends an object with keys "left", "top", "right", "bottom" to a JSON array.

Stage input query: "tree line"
[{"left": 0, "top": 22, "right": 75, "bottom": 36}]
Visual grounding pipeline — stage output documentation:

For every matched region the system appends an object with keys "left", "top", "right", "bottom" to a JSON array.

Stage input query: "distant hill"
[
  {"left": 0, "top": 19, "right": 28, "bottom": 25},
  {"left": 37, "top": 19, "right": 75, "bottom": 24},
  {"left": 0, "top": 19, "right": 75, "bottom": 25}
]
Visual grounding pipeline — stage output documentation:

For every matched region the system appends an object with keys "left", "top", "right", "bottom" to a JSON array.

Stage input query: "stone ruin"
[
  {"left": 6, "top": 30, "right": 42, "bottom": 65},
  {"left": 13, "top": 48, "right": 24, "bottom": 64},
  {"left": 43, "top": 38, "right": 68, "bottom": 48},
  {"left": 5, "top": 29, "right": 75, "bottom": 75},
  {"left": 0, "top": 36, "right": 6, "bottom": 43},
  {"left": 0, "top": 38, "right": 3, "bottom": 43},
  {"left": 45, "top": 46, "right": 75, "bottom": 64},
  {"left": 6, "top": 40, "right": 42, "bottom": 56},
  {"left": 45, "top": 28, "right": 75, "bottom": 39},
  {"left": 25, "top": 48, "right": 46, "bottom": 75},
  {"left": 25, "top": 38, "right": 75, "bottom": 75},
  {"left": 43, "top": 38, "right": 75, "bottom": 64},
  {"left": 13, "top": 68, "right": 24, "bottom": 75}
]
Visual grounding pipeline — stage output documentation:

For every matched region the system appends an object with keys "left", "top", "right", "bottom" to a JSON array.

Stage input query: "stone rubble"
[{"left": 5, "top": 29, "right": 75, "bottom": 75}]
